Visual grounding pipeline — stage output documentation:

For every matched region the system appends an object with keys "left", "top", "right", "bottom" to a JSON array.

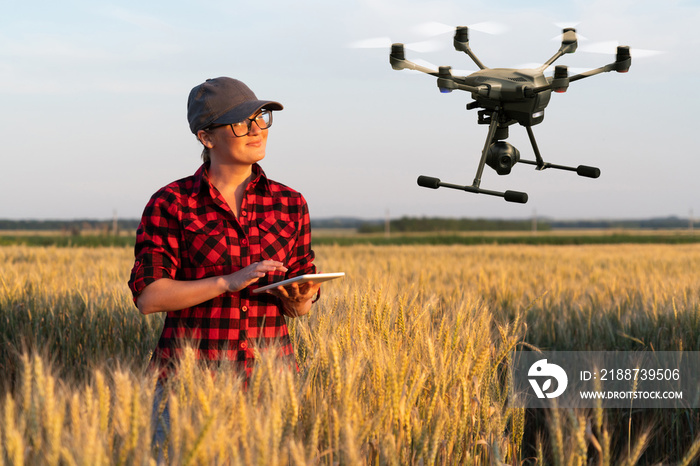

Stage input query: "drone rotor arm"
[
  {"left": 567, "top": 65, "right": 613, "bottom": 83},
  {"left": 541, "top": 50, "right": 566, "bottom": 70},
  {"left": 436, "top": 77, "right": 487, "bottom": 94},
  {"left": 404, "top": 61, "right": 440, "bottom": 75},
  {"left": 390, "top": 49, "right": 486, "bottom": 94},
  {"left": 540, "top": 28, "right": 579, "bottom": 70},
  {"left": 533, "top": 54, "right": 630, "bottom": 94},
  {"left": 389, "top": 43, "right": 446, "bottom": 78},
  {"left": 454, "top": 43, "right": 487, "bottom": 70},
  {"left": 433, "top": 65, "right": 488, "bottom": 94},
  {"left": 564, "top": 46, "right": 632, "bottom": 84},
  {"left": 453, "top": 26, "right": 488, "bottom": 70}
]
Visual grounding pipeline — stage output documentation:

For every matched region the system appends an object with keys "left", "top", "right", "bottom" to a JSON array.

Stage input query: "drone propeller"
[
  {"left": 550, "top": 23, "right": 661, "bottom": 59},
  {"left": 350, "top": 21, "right": 506, "bottom": 53},
  {"left": 551, "top": 23, "right": 662, "bottom": 58},
  {"left": 413, "top": 21, "right": 508, "bottom": 37},
  {"left": 550, "top": 22, "right": 589, "bottom": 42},
  {"left": 348, "top": 37, "right": 442, "bottom": 53},
  {"left": 579, "top": 40, "right": 662, "bottom": 58}
]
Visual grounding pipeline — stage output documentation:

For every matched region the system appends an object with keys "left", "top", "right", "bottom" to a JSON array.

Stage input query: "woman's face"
[{"left": 201, "top": 111, "right": 269, "bottom": 167}]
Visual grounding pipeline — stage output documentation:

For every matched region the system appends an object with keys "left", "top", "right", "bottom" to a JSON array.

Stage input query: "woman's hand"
[
  {"left": 137, "top": 260, "right": 288, "bottom": 314},
  {"left": 224, "top": 260, "right": 288, "bottom": 292},
  {"left": 265, "top": 280, "right": 321, "bottom": 317}
]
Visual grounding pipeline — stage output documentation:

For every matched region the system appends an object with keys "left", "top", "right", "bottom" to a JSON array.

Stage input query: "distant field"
[
  {"left": 2, "top": 228, "right": 699, "bottom": 248},
  {"left": 0, "top": 232, "right": 134, "bottom": 247}
]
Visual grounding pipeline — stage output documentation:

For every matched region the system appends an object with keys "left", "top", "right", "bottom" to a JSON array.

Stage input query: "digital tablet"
[{"left": 252, "top": 272, "right": 345, "bottom": 293}]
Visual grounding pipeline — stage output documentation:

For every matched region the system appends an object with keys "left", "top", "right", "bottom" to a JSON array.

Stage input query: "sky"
[{"left": 1, "top": 0, "right": 698, "bottom": 221}]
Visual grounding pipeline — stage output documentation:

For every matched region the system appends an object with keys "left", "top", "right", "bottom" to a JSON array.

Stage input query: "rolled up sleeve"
[{"left": 128, "top": 191, "right": 181, "bottom": 300}]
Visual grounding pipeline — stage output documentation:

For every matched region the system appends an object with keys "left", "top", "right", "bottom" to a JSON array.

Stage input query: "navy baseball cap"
[{"left": 187, "top": 77, "right": 283, "bottom": 134}]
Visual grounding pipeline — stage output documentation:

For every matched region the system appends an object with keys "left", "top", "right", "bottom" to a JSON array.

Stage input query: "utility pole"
[
  {"left": 112, "top": 209, "right": 118, "bottom": 236},
  {"left": 532, "top": 209, "right": 537, "bottom": 233},
  {"left": 691, "top": 209, "right": 695, "bottom": 234},
  {"left": 385, "top": 209, "right": 391, "bottom": 238}
]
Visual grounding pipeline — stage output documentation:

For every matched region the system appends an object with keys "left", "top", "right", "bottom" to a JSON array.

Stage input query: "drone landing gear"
[
  {"left": 417, "top": 107, "right": 528, "bottom": 203},
  {"left": 519, "top": 126, "right": 601, "bottom": 179},
  {"left": 417, "top": 175, "right": 529, "bottom": 203},
  {"left": 417, "top": 108, "right": 600, "bottom": 204}
]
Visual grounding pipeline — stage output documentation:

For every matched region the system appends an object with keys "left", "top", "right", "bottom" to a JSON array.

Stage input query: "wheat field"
[{"left": 1, "top": 243, "right": 699, "bottom": 464}]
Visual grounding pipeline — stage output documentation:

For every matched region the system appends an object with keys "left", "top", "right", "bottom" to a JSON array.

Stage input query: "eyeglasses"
[{"left": 209, "top": 110, "right": 273, "bottom": 137}]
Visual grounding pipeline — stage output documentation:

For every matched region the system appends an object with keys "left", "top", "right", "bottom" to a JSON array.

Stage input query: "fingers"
[
  {"left": 225, "top": 261, "right": 288, "bottom": 292},
  {"left": 263, "top": 280, "right": 319, "bottom": 318},
  {"left": 254, "top": 260, "right": 288, "bottom": 274},
  {"left": 267, "top": 281, "right": 320, "bottom": 301},
  {"left": 291, "top": 281, "right": 320, "bottom": 298},
  {"left": 244, "top": 261, "right": 287, "bottom": 284},
  {"left": 264, "top": 282, "right": 293, "bottom": 299}
]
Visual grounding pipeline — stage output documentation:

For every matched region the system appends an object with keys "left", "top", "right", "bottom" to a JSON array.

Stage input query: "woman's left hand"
[{"left": 266, "top": 281, "right": 321, "bottom": 317}]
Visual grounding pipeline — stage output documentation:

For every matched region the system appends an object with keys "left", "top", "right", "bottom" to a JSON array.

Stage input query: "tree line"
[
  {"left": 357, "top": 216, "right": 543, "bottom": 233},
  {"left": 0, "top": 219, "right": 140, "bottom": 234},
  {"left": 0, "top": 215, "right": 693, "bottom": 234}
]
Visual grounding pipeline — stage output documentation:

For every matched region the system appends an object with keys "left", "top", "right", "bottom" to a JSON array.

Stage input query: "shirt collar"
[{"left": 193, "top": 162, "right": 271, "bottom": 197}]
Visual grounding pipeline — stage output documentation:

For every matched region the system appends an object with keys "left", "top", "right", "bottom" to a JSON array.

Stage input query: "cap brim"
[{"left": 211, "top": 100, "right": 283, "bottom": 127}]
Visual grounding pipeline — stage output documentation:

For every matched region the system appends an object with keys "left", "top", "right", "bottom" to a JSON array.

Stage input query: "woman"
[{"left": 128, "top": 77, "right": 320, "bottom": 378}]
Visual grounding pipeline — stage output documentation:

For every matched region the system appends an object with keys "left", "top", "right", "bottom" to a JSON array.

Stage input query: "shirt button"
[
  {"left": 241, "top": 306, "right": 248, "bottom": 313},
  {"left": 240, "top": 341, "right": 248, "bottom": 350},
  {"left": 241, "top": 238, "right": 248, "bottom": 246},
  {"left": 241, "top": 210, "right": 247, "bottom": 217}
]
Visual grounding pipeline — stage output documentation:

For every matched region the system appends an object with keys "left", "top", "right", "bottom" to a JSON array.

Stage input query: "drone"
[{"left": 389, "top": 27, "right": 631, "bottom": 203}]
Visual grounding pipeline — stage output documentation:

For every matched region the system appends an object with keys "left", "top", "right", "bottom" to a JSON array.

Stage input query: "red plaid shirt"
[{"left": 128, "top": 162, "right": 316, "bottom": 377}]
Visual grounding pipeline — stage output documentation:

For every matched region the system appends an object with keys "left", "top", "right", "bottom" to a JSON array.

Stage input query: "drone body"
[
  {"left": 459, "top": 67, "right": 551, "bottom": 126},
  {"left": 390, "top": 27, "right": 631, "bottom": 203}
]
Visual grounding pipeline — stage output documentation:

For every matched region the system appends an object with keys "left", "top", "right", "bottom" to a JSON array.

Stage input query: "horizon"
[{"left": 0, "top": 213, "right": 696, "bottom": 223}]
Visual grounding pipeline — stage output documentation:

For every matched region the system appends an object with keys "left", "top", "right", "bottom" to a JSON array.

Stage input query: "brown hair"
[{"left": 197, "top": 132, "right": 211, "bottom": 163}]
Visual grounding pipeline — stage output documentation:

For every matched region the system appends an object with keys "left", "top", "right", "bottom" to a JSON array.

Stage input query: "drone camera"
[{"left": 486, "top": 141, "right": 520, "bottom": 175}]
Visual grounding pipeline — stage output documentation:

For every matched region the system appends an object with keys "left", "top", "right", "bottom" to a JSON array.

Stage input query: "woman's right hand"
[
  {"left": 137, "top": 260, "right": 288, "bottom": 314},
  {"left": 224, "top": 260, "right": 288, "bottom": 292}
]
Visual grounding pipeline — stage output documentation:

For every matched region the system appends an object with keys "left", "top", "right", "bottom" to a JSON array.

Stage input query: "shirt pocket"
[
  {"left": 182, "top": 219, "right": 229, "bottom": 268},
  {"left": 257, "top": 216, "right": 297, "bottom": 262}
]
